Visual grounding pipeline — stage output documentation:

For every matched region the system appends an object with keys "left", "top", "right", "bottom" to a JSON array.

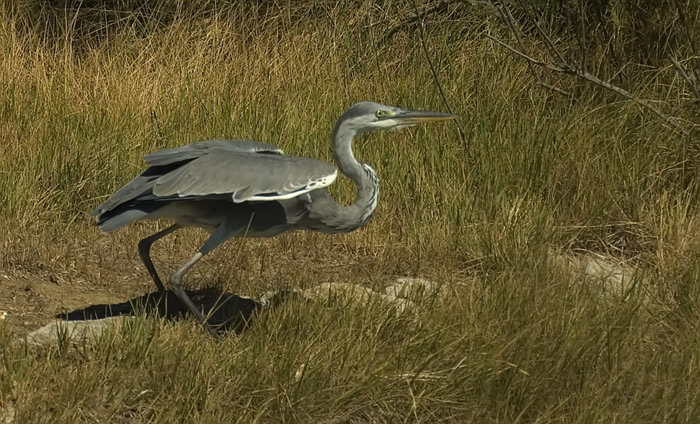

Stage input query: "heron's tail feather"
[
  {"left": 95, "top": 200, "right": 163, "bottom": 232},
  {"left": 97, "top": 209, "right": 151, "bottom": 233}
]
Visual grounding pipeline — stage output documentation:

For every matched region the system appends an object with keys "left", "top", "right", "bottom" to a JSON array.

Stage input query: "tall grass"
[{"left": 1, "top": 2, "right": 700, "bottom": 422}]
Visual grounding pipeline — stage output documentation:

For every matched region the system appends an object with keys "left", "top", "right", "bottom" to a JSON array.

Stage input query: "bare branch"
[
  {"left": 491, "top": 3, "right": 573, "bottom": 99},
  {"left": 483, "top": 34, "right": 564, "bottom": 72},
  {"left": 576, "top": 71, "right": 672, "bottom": 122},
  {"left": 672, "top": 0, "right": 700, "bottom": 85},
  {"left": 513, "top": 0, "right": 568, "bottom": 67},
  {"left": 536, "top": 81, "right": 572, "bottom": 97},
  {"left": 494, "top": 3, "right": 541, "bottom": 80},
  {"left": 378, "top": 0, "right": 499, "bottom": 47},
  {"left": 669, "top": 55, "right": 700, "bottom": 102},
  {"left": 377, "top": 0, "right": 457, "bottom": 47},
  {"left": 578, "top": 0, "right": 587, "bottom": 74},
  {"left": 490, "top": 3, "right": 688, "bottom": 133},
  {"left": 492, "top": 30, "right": 677, "bottom": 124}
]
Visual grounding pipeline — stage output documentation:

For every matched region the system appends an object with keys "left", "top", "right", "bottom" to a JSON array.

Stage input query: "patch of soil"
[{"left": 0, "top": 269, "right": 145, "bottom": 335}]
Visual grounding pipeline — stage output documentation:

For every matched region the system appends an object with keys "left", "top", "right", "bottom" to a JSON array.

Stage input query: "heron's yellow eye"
[{"left": 376, "top": 109, "right": 393, "bottom": 118}]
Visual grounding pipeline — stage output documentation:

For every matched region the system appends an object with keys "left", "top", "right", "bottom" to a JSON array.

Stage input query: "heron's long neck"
[{"left": 317, "top": 122, "right": 379, "bottom": 232}]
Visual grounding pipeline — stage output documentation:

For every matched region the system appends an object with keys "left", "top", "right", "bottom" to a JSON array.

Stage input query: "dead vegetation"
[{"left": 1, "top": 1, "right": 700, "bottom": 422}]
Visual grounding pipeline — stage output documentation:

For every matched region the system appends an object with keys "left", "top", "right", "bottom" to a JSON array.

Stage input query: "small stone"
[{"left": 25, "top": 317, "right": 131, "bottom": 346}]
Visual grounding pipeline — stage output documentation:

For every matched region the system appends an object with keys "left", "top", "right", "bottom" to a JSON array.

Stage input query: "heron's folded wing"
[
  {"left": 143, "top": 139, "right": 283, "bottom": 166},
  {"left": 152, "top": 151, "right": 338, "bottom": 203}
]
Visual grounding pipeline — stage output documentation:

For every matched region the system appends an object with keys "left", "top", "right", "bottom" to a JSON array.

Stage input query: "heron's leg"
[
  {"left": 169, "top": 220, "right": 241, "bottom": 337},
  {"left": 138, "top": 224, "right": 182, "bottom": 292},
  {"left": 169, "top": 252, "right": 221, "bottom": 336}
]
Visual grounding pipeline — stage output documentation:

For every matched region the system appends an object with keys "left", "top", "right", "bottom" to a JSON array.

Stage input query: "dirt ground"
[
  {"left": 0, "top": 268, "right": 142, "bottom": 334},
  {"left": 0, "top": 225, "right": 223, "bottom": 334},
  {"left": 0, "top": 226, "right": 388, "bottom": 337}
]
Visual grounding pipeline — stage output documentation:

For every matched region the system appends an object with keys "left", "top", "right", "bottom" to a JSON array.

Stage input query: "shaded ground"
[
  {"left": 0, "top": 227, "right": 304, "bottom": 336},
  {"left": 59, "top": 289, "right": 262, "bottom": 332},
  {"left": 0, "top": 270, "right": 268, "bottom": 335},
  {"left": 0, "top": 249, "right": 642, "bottom": 338}
]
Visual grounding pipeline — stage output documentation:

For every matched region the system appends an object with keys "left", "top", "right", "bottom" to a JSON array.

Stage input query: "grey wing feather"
[
  {"left": 90, "top": 172, "right": 160, "bottom": 216},
  {"left": 143, "top": 139, "right": 283, "bottom": 166},
  {"left": 91, "top": 140, "right": 284, "bottom": 216},
  {"left": 152, "top": 151, "right": 338, "bottom": 202}
]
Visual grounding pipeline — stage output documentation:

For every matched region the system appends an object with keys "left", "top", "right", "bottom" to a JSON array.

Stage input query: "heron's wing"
[
  {"left": 143, "top": 139, "right": 283, "bottom": 166},
  {"left": 91, "top": 140, "right": 283, "bottom": 217},
  {"left": 152, "top": 151, "right": 338, "bottom": 203}
]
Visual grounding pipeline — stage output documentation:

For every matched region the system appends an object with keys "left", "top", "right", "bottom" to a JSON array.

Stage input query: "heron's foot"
[
  {"left": 202, "top": 321, "right": 221, "bottom": 339},
  {"left": 170, "top": 280, "right": 222, "bottom": 338},
  {"left": 172, "top": 289, "right": 222, "bottom": 338}
]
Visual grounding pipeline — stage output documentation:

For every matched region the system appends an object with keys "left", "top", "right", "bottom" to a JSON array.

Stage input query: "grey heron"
[{"left": 91, "top": 101, "right": 455, "bottom": 334}]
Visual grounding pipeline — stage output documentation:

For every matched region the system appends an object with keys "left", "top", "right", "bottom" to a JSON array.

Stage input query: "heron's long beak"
[{"left": 393, "top": 109, "right": 457, "bottom": 124}]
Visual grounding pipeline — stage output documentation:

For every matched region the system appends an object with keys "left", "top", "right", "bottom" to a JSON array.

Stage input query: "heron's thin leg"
[
  {"left": 138, "top": 224, "right": 182, "bottom": 292},
  {"left": 169, "top": 220, "right": 240, "bottom": 337},
  {"left": 169, "top": 252, "right": 220, "bottom": 336}
]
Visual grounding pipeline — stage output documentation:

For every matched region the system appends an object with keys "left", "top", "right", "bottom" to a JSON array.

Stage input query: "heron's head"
[{"left": 340, "top": 101, "right": 456, "bottom": 133}]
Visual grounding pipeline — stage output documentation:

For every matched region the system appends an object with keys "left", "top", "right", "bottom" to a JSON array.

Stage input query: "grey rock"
[{"left": 26, "top": 317, "right": 130, "bottom": 346}]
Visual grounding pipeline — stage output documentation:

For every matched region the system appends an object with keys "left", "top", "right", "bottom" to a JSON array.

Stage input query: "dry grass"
[{"left": 1, "top": 2, "right": 700, "bottom": 422}]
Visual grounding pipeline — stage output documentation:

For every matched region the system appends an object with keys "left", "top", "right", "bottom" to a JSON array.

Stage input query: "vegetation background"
[{"left": 1, "top": 0, "right": 699, "bottom": 422}]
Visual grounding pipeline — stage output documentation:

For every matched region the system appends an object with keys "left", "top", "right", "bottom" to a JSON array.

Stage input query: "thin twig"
[
  {"left": 513, "top": 0, "right": 568, "bottom": 67},
  {"left": 410, "top": 0, "right": 469, "bottom": 148},
  {"left": 494, "top": 2, "right": 573, "bottom": 99},
  {"left": 495, "top": 3, "right": 541, "bottom": 80},
  {"left": 378, "top": 0, "right": 498, "bottom": 47},
  {"left": 672, "top": 0, "right": 700, "bottom": 85},
  {"left": 377, "top": 0, "right": 456, "bottom": 47},
  {"left": 494, "top": 32, "right": 679, "bottom": 127},
  {"left": 492, "top": 3, "right": 687, "bottom": 133},
  {"left": 577, "top": 71, "right": 668, "bottom": 118},
  {"left": 484, "top": 34, "right": 564, "bottom": 72},
  {"left": 578, "top": 0, "right": 587, "bottom": 74},
  {"left": 535, "top": 80, "right": 572, "bottom": 97},
  {"left": 669, "top": 55, "right": 700, "bottom": 102}
]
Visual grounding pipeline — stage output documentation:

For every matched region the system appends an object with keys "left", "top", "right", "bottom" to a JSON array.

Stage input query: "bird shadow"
[{"left": 55, "top": 289, "right": 275, "bottom": 334}]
